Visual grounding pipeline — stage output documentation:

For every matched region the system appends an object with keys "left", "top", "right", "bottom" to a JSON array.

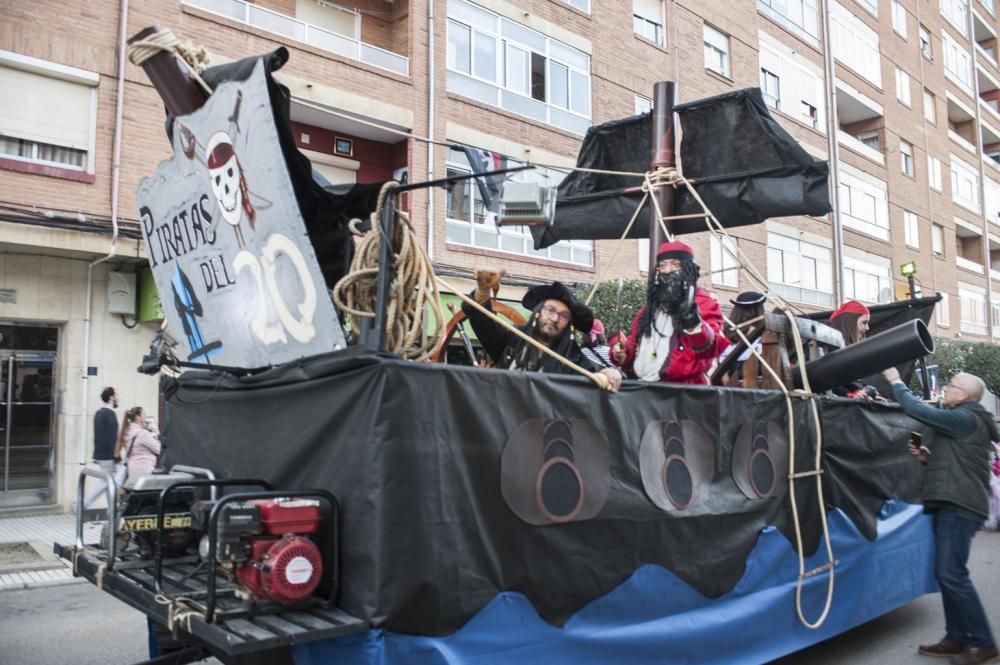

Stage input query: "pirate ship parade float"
[{"left": 56, "top": 26, "right": 946, "bottom": 665}]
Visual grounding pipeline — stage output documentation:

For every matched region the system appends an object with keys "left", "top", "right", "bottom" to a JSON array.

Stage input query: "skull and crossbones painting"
[{"left": 206, "top": 131, "right": 256, "bottom": 247}]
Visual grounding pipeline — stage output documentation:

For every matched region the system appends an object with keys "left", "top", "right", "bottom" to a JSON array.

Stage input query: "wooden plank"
[
  {"left": 309, "top": 606, "right": 365, "bottom": 626},
  {"left": 160, "top": 566, "right": 199, "bottom": 591},
  {"left": 281, "top": 611, "right": 334, "bottom": 631},
  {"left": 252, "top": 614, "right": 312, "bottom": 637},
  {"left": 224, "top": 618, "right": 279, "bottom": 642}
]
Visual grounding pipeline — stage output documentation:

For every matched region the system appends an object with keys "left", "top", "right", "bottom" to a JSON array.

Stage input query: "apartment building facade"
[{"left": 1, "top": 0, "right": 999, "bottom": 508}]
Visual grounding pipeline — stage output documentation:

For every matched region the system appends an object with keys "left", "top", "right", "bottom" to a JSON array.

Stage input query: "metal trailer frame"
[{"left": 55, "top": 468, "right": 366, "bottom": 664}]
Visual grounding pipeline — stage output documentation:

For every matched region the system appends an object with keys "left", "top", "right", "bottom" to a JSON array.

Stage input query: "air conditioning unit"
[{"left": 497, "top": 181, "right": 557, "bottom": 227}]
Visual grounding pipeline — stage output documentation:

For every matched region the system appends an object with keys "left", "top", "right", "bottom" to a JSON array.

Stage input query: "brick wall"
[{"left": 4, "top": 0, "right": 1000, "bottom": 338}]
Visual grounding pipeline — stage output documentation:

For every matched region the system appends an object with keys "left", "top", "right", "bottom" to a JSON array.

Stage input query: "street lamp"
[{"left": 899, "top": 261, "right": 919, "bottom": 299}]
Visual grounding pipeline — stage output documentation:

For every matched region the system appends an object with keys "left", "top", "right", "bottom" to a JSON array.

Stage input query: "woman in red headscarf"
[{"left": 827, "top": 300, "right": 874, "bottom": 398}]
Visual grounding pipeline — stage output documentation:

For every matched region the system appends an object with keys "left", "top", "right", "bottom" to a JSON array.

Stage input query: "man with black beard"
[
  {"left": 612, "top": 240, "right": 728, "bottom": 384},
  {"left": 462, "top": 270, "right": 623, "bottom": 391}
]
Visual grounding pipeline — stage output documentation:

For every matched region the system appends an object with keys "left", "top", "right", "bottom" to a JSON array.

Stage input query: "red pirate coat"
[{"left": 615, "top": 288, "right": 729, "bottom": 385}]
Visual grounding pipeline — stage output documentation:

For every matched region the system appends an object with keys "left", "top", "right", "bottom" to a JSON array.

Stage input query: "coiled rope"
[
  {"left": 331, "top": 182, "right": 445, "bottom": 361},
  {"left": 127, "top": 27, "right": 212, "bottom": 95}
]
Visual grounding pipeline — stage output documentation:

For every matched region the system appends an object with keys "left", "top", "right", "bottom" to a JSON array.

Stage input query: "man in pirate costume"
[
  {"left": 612, "top": 240, "right": 729, "bottom": 384},
  {"left": 462, "top": 271, "right": 624, "bottom": 391}
]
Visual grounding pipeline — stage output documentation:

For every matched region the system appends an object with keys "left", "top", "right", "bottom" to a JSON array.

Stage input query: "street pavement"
[{"left": 0, "top": 511, "right": 996, "bottom": 664}]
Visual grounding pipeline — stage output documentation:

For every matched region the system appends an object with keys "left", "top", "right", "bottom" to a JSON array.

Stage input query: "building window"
[
  {"left": 767, "top": 231, "right": 834, "bottom": 306},
  {"left": 932, "top": 223, "right": 945, "bottom": 255},
  {"left": 951, "top": 154, "right": 981, "bottom": 212},
  {"left": 635, "top": 94, "right": 653, "bottom": 114},
  {"left": 801, "top": 102, "right": 819, "bottom": 129},
  {"left": 924, "top": 89, "right": 936, "bottom": 123},
  {"left": 985, "top": 177, "right": 1000, "bottom": 226},
  {"left": 904, "top": 210, "right": 920, "bottom": 248},
  {"left": 919, "top": 24, "right": 933, "bottom": 59},
  {"left": 711, "top": 234, "right": 739, "bottom": 287},
  {"left": 444, "top": 146, "right": 592, "bottom": 265},
  {"left": 891, "top": 0, "right": 907, "bottom": 36},
  {"left": 900, "top": 140, "right": 914, "bottom": 176},
  {"left": 943, "top": 31, "right": 973, "bottom": 91},
  {"left": 757, "top": 0, "right": 820, "bottom": 41},
  {"left": 959, "top": 283, "right": 987, "bottom": 334},
  {"left": 941, "top": 0, "right": 969, "bottom": 37},
  {"left": 895, "top": 67, "right": 911, "bottom": 105},
  {"left": 758, "top": 35, "right": 824, "bottom": 129},
  {"left": 843, "top": 251, "right": 893, "bottom": 304},
  {"left": 937, "top": 292, "right": 950, "bottom": 326},
  {"left": 446, "top": 1, "right": 591, "bottom": 135},
  {"left": 562, "top": 0, "right": 590, "bottom": 12},
  {"left": 928, "top": 155, "right": 943, "bottom": 190},
  {"left": 761, "top": 68, "right": 781, "bottom": 109},
  {"left": 0, "top": 55, "right": 98, "bottom": 174},
  {"left": 858, "top": 131, "right": 881, "bottom": 152},
  {"left": 839, "top": 167, "right": 890, "bottom": 239},
  {"left": 704, "top": 25, "right": 730, "bottom": 77},
  {"left": 634, "top": 0, "right": 665, "bottom": 46},
  {"left": 856, "top": 0, "right": 878, "bottom": 15},
  {"left": 982, "top": 0, "right": 997, "bottom": 15},
  {"left": 830, "top": 2, "right": 882, "bottom": 87}
]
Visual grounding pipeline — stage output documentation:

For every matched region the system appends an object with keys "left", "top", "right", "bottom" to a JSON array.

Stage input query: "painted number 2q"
[{"left": 232, "top": 233, "right": 318, "bottom": 345}]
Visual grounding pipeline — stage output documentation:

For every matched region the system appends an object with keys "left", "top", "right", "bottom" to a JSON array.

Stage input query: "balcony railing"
[
  {"left": 837, "top": 130, "right": 885, "bottom": 165},
  {"left": 981, "top": 97, "right": 1000, "bottom": 125},
  {"left": 957, "top": 255, "right": 986, "bottom": 273},
  {"left": 949, "top": 129, "right": 978, "bottom": 154},
  {"left": 183, "top": 0, "right": 409, "bottom": 76},
  {"left": 976, "top": 43, "right": 999, "bottom": 68}
]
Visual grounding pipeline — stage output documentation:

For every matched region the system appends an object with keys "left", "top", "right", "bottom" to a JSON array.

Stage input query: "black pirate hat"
[
  {"left": 522, "top": 281, "right": 594, "bottom": 333},
  {"left": 730, "top": 291, "right": 767, "bottom": 307}
]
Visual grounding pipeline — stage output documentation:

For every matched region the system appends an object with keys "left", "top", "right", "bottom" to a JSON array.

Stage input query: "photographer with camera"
[
  {"left": 612, "top": 240, "right": 728, "bottom": 384},
  {"left": 883, "top": 368, "right": 998, "bottom": 664}
]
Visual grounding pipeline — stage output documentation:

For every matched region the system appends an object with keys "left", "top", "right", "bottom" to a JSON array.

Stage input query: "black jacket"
[
  {"left": 461, "top": 295, "right": 598, "bottom": 374},
  {"left": 93, "top": 407, "right": 118, "bottom": 460}
]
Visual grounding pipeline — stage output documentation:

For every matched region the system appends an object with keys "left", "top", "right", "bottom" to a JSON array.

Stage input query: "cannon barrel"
[{"left": 795, "top": 319, "right": 934, "bottom": 394}]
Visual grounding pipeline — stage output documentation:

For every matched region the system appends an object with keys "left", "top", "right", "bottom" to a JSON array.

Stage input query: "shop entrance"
[{"left": 0, "top": 324, "right": 57, "bottom": 508}]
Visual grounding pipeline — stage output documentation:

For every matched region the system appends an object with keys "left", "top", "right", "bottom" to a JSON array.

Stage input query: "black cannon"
[{"left": 796, "top": 319, "right": 934, "bottom": 394}]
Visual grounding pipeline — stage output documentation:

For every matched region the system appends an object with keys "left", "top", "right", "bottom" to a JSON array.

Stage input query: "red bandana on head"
[
  {"left": 829, "top": 300, "right": 870, "bottom": 321},
  {"left": 655, "top": 240, "right": 694, "bottom": 262}
]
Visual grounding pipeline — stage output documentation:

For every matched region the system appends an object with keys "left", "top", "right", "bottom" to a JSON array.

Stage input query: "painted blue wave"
[{"left": 294, "top": 501, "right": 936, "bottom": 665}]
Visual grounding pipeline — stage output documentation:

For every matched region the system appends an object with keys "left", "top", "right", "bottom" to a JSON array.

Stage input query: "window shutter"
[
  {"left": 0, "top": 65, "right": 93, "bottom": 150},
  {"left": 633, "top": 0, "right": 662, "bottom": 22}
]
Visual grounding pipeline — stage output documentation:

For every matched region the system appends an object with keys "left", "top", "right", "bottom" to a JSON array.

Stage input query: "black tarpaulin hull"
[
  {"left": 161, "top": 350, "right": 923, "bottom": 636},
  {"left": 532, "top": 88, "right": 832, "bottom": 248}
]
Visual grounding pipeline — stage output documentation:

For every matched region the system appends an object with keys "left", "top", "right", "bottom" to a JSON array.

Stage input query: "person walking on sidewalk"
[
  {"left": 117, "top": 406, "right": 161, "bottom": 484},
  {"left": 883, "top": 368, "right": 999, "bottom": 665},
  {"left": 81, "top": 387, "right": 119, "bottom": 508}
]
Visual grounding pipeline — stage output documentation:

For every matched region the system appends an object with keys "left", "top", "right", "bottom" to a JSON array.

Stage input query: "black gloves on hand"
[{"left": 675, "top": 291, "right": 701, "bottom": 331}]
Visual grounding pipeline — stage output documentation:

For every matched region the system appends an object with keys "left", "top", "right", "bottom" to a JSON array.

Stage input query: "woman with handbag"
[{"left": 114, "top": 406, "right": 161, "bottom": 486}]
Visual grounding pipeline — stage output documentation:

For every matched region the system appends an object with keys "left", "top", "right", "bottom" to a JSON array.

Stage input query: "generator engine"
[{"left": 193, "top": 498, "right": 323, "bottom": 604}]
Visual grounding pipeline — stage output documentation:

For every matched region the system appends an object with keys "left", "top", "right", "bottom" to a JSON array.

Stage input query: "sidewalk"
[{"left": 0, "top": 511, "right": 101, "bottom": 592}]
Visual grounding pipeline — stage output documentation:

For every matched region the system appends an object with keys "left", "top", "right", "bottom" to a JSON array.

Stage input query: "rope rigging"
[{"left": 121, "top": 28, "right": 836, "bottom": 625}]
